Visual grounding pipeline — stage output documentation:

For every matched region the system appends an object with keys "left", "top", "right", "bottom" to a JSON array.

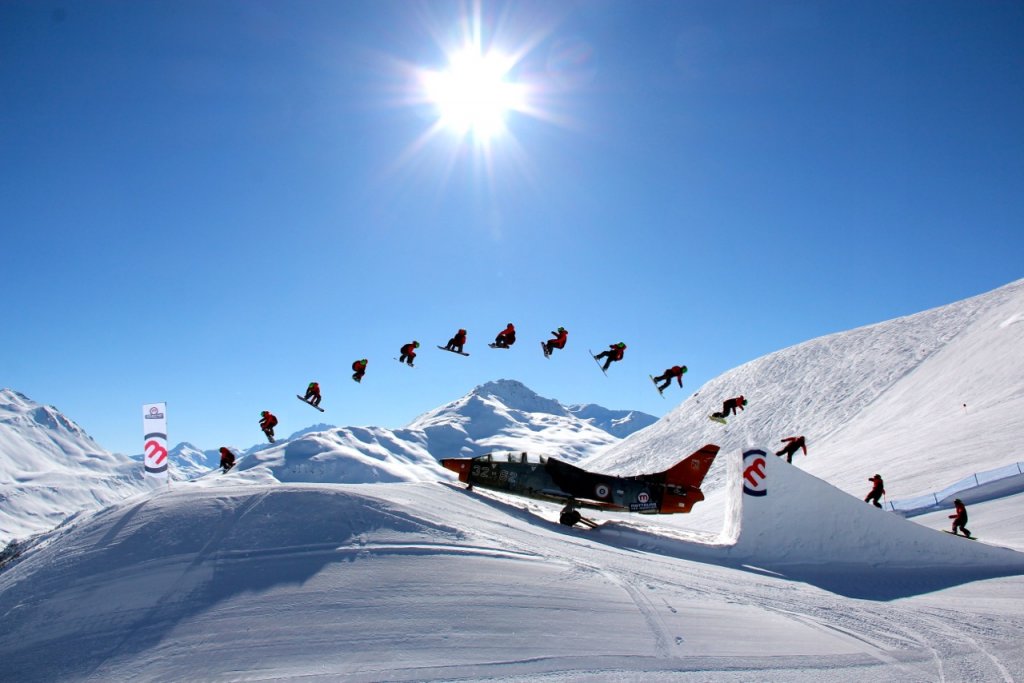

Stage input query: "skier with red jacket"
[
  {"left": 259, "top": 411, "right": 278, "bottom": 442},
  {"left": 351, "top": 359, "right": 368, "bottom": 383},
  {"left": 776, "top": 435, "right": 807, "bottom": 463},
  {"left": 594, "top": 342, "right": 627, "bottom": 372},
  {"left": 303, "top": 381, "right": 321, "bottom": 407},
  {"left": 865, "top": 474, "right": 885, "bottom": 507},
  {"left": 492, "top": 323, "right": 516, "bottom": 348},
  {"left": 399, "top": 341, "right": 419, "bottom": 366},
  {"left": 445, "top": 329, "right": 468, "bottom": 354},
  {"left": 711, "top": 395, "right": 747, "bottom": 419},
  {"left": 219, "top": 447, "right": 236, "bottom": 473},
  {"left": 653, "top": 365, "right": 687, "bottom": 391},
  {"left": 949, "top": 499, "right": 971, "bottom": 537},
  {"left": 543, "top": 327, "right": 568, "bottom": 357}
]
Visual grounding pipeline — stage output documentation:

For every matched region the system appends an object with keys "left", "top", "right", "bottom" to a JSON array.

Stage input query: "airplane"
[{"left": 440, "top": 444, "right": 719, "bottom": 526}]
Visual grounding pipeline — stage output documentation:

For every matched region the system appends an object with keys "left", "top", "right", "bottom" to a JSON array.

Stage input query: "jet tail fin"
[{"left": 659, "top": 444, "right": 719, "bottom": 489}]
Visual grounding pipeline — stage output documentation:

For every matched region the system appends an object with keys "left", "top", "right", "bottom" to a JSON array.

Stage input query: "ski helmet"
[
  {"left": 681, "top": 365, "right": 688, "bottom": 372},
  {"left": 261, "top": 411, "right": 268, "bottom": 417},
  {"left": 558, "top": 327, "right": 565, "bottom": 332},
  {"left": 361, "top": 359, "right": 368, "bottom": 364},
  {"left": 414, "top": 341, "right": 420, "bottom": 348}
]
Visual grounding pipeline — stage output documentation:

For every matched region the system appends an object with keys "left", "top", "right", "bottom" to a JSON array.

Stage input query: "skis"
[
  {"left": 296, "top": 395, "right": 325, "bottom": 412},
  {"left": 437, "top": 345, "right": 469, "bottom": 356},
  {"left": 649, "top": 375, "right": 665, "bottom": 398},
  {"left": 589, "top": 350, "right": 608, "bottom": 376}
]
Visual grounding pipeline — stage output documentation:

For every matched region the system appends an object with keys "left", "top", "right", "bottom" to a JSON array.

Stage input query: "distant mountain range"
[{"left": 1, "top": 381, "right": 655, "bottom": 543}]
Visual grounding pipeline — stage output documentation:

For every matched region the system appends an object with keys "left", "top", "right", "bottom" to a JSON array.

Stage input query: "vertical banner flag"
[{"left": 143, "top": 402, "right": 168, "bottom": 478}]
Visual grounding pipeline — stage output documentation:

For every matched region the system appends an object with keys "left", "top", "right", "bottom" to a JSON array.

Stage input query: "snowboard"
[
  {"left": 541, "top": 341, "right": 550, "bottom": 358},
  {"left": 649, "top": 375, "right": 665, "bottom": 398},
  {"left": 709, "top": 415, "right": 727, "bottom": 425},
  {"left": 944, "top": 530, "right": 978, "bottom": 540},
  {"left": 437, "top": 345, "right": 469, "bottom": 356},
  {"left": 487, "top": 343, "right": 511, "bottom": 349},
  {"left": 297, "top": 395, "right": 325, "bottom": 412},
  {"left": 589, "top": 350, "right": 608, "bottom": 376},
  {"left": 394, "top": 358, "right": 415, "bottom": 368},
  {"left": 263, "top": 430, "right": 275, "bottom": 443},
  {"left": 352, "top": 375, "right": 363, "bottom": 383}
]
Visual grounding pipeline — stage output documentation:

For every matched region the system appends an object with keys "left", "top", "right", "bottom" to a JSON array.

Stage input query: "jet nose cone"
[{"left": 441, "top": 459, "right": 466, "bottom": 474}]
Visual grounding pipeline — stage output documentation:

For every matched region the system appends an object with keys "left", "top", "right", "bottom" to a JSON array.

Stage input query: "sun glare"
[{"left": 421, "top": 48, "right": 525, "bottom": 142}]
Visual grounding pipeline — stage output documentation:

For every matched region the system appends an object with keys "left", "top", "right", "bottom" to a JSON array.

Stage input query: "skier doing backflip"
[
  {"left": 259, "top": 411, "right": 278, "bottom": 442},
  {"left": 543, "top": 327, "right": 568, "bottom": 357},
  {"left": 493, "top": 323, "right": 516, "bottom": 348},
  {"left": 219, "top": 447, "right": 236, "bottom": 473},
  {"left": 711, "top": 396, "right": 747, "bottom": 419},
  {"left": 594, "top": 342, "right": 627, "bottom": 371},
  {"left": 351, "top": 359, "right": 368, "bottom": 383},
  {"left": 865, "top": 474, "right": 885, "bottom": 507},
  {"left": 949, "top": 499, "right": 971, "bottom": 537},
  {"left": 399, "top": 341, "right": 419, "bottom": 366},
  {"left": 775, "top": 435, "right": 807, "bottom": 463},
  {"left": 653, "top": 365, "right": 687, "bottom": 391},
  {"left": 303, "top": 381, "right": 321, "bottom": 407},
  {"left": 445, "top": 329, "right": 467, "bottom": 353}
]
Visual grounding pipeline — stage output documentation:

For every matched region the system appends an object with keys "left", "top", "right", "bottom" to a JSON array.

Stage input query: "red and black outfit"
[
  {"left": 259, "top": 411, "right": 278, "bottom": 439},
  {"left": 494, "top": 324, "right": 516, "bottom": 348},
  {"left": 543, "top": 328, "right": 568, "bottom": 356},
  {"left": 399, "top": 342, "right": 418, "bottom": 365},
  {"left": 776, "top": 436, "right": 807, "bottom": 464},
  {"left": 949, "top": 499, "right": 971, "bottom": 537},
  {"left": 713, "top": 396, "right": 746, "bottom": 418},
  {"left": 445, "top": 329, "right": 467, "bottom": 353},
  {"left": 352, "top": 359, "right": 368, "bottom": 382},
  {"left": 304, "top": 382, "right": 321, "bottom": 406},
  {"left": 594, "top": 343, "right": 626, "bottom": 371},
  {"left": 219, "top": 447, "right": 236, "bottom": 473},
  {"left": 654, "top": 365, "right": 687, "bottom": 391},
  {"left": 864, "top": 474, "right": 884, "bottom": 507}
]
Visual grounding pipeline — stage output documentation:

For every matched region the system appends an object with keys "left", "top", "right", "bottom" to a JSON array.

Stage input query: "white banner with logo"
[{"left": 142, "top": 402, "right": 168, "bottom": 478}]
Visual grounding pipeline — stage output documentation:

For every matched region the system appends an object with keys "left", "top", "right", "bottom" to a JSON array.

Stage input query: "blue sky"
[{"left": 3, "top": 0, "right": 1022, "bottom": 456}]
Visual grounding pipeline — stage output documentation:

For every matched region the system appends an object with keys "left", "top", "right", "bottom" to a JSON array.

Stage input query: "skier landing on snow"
[
  {"left": 949, "top": 499, "right": 971, "bottom": 537},
  {"left": 864, "top": 474, "right": 884, "bottom": 507},
  {"left": 711, "top": 395, "right": 746, "bottom": 419},
  {"left": 775, "top": 435, "right": 806, "bottom": 464}
]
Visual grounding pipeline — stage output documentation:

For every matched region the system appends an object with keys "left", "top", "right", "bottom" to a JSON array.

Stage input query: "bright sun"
[{"left": 421, "top": 48, "right": 525, "bottom": 142}]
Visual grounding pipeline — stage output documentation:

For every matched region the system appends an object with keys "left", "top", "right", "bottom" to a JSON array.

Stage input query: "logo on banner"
[
  {"left": 145, "top": 406, "right": 165, "bottom": 420},
  {"left": 144, "top": 434, "right": 168, "bottom": 468},
  {"left": 742, "top": 449, "right": 767, "bottom": 497}
]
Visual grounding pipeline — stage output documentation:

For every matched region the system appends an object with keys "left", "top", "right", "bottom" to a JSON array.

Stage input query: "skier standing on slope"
[
  {"left": 493, "top": 323, "right": 516, "bottom": 348},
  {"left": 351, "top": 359, "right": 368, "bottom": 383},
  {"left": 219, "top": 447, "right": 236, "bottom": 473},
  {"left": 864, "top": 474, "right": 885, "bottom": 507},
  {"left": 303, "top": 381, "right": 322, "bottom": 407},
  {"left": 775, "top": 435, "right": 807, "bottom": 463},
  {"left": 594, "top": 342, "right": 627, "bottom": 372},
  {"left": 949, "top": 498, "right": 971, "bottom": 537},
  {"left": 445, "top": 328, "right": 468, "bottom": 354},
  {"left": 259, "top": 411, "right": 278, "bottom": 442},
  {"left": 399, "top": 341, "right": 420, "bottom": 366},
  {"left": 711, "top": 395, "right": 746, "bottom": 419},
  {"left": 543, "top": 327, "right": 568, "bottom": 357},
  {"left": 653, "top": 365, "right": 687, "bottom": 391}
]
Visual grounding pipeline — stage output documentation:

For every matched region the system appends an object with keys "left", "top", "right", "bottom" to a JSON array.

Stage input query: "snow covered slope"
[
  {"left": 0, "top": 389, "right": 149, "bottom": 545},
  {"left": 586, "top": 278, "right": 1024, "bottom": 505},
  {"left": 565, "top": 402, "right": 658, "bottom": 438}
]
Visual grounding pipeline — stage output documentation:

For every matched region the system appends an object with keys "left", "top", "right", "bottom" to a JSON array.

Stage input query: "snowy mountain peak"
[
  {"left": 0, "top": 388, "right": 96, "bottom": 445},
  {"left": 468, "top": 379, "right": 569, "bottom": 416}
]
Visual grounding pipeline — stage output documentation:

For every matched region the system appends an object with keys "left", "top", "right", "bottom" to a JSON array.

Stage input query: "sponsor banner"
[
  {"left": 143, "top": 402, "right": 168, "bottom": 478},
  {"left": 742, "top": 449, "right": 767, "bottom": 497}
]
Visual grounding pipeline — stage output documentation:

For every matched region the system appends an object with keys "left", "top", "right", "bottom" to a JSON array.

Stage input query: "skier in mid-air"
[
  {"left": 594, "top": 342, "right": 627, "bottom": 371},
  {"left": 865, "top": 473, "right": 885, "bottom": 507},
  {"left": 219, "top": 447, "right": 236, "bottom": 473},
  {"left": 351, "top": 359, "right": 368, "bottom": 383},
  {"left": 711, "top": 395, "right": 747, "bottom": 419},
  {"left": 444, "top": 328, "right": 468, "bottom": 354},
  {"left": 493, "top": 323, "right": 516, "bottom": 348},
  {"left": 949, "top": 498, "right": 971, "bottom": 537},
  {"left": 776, "top": 435, "right": 807, "bottom": 463},
  {"left": 652, "top": 364, "right": 687, "bottom": 391},
  {"left": 259, "top": 410, "right": 278, "bottom": 442},
  {"left": 543, "top": 327, "right": 568, "bottom": 357},
  {"left": 399, "top": 341, "right": 420, "bottom": 366},
  {"left": 302, "top": 381, "right": 321, "bottom": 407}
]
